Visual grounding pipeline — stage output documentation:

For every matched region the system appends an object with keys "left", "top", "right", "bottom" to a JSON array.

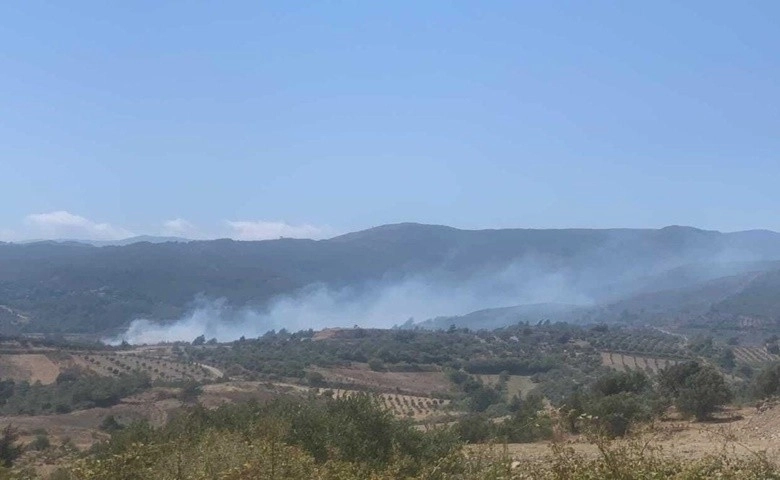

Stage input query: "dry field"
[
  {"left": 0, "top": 381, "right": 295, "bottom": 451},
  {"left": 733, "top": 346, "right": 780, "bottom": 365},
  {"left": 310, "top": 364, "right": 453, "bottom": 397},
  {"left": 0, "top": 347, "right": 222, "bottom": 385},
  {"left": 0, "top": 354, "right": 62, "bottom": 384},
  {"left": 478, "top": 375, "right": 535, "bottom": 399},
  {"left": 0, "top": 388, "right": 184, "bottom": 450},
  {"left": 73, "top": 352, "right": 218, "bottom": 382},
  {"left": 502, "top": 404, "right": 780, "bottom": 464},
  {"left": 600, "top": 351, "right": 680, "bottom": 373},
  {"left": 8, "top": 375, "right": 780, "bottom": 476},
  {"left": 317, "top": 387, "right": 450, "bottom": 419}
]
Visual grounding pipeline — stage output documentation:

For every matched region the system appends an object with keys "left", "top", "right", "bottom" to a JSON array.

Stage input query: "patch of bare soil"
[
  {"left": 504, "top": 406, "right": 780, "bottom": 463},
  {"left": 0, "top": 354, "right": 62, "bottom": 384},
  {"left": 312, "top": 364, "right": 453, "bottom": 397},
  {"left": 199, "top": 381, "right": 279, "bottom": 408},
  {"left": 0, "top": 382, "right": 286, "bottom": 456},
  {"left": 0, "top": 388, "right": 184, "bottom": 450},
  {"left": 312, "top": 328, "right": 343, "bottom": 341}
]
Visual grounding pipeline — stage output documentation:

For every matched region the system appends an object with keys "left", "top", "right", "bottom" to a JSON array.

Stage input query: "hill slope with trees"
[{"left": 2, "top": 224, "right": 780, "bottom": 335}]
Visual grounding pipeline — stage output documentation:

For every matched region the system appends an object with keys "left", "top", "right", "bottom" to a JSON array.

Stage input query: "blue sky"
[{"left": 1, "top": 1, "right": 778, "bottom": 241}]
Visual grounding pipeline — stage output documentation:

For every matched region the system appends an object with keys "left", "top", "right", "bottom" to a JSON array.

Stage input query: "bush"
[
  {"left": 27, "top": 433, "right": 50, "bottom": 451},
  {"left": 177, "top": 381, "right": 203, "bottom": 403},
  {"left": 62, "top": 396, "right": 780, "bottom": 480},
  {"left": 0, "top": 425, "right": 22, "bottom": 467},
  {"left": 305, "top": 371, "right": 326, "bottom": 387},
  {"left": 455, "top": 414, "right": 493, "bottom": 443},
  {"left": 754, "top": 363, "right": 780, "bottom": 399},
  {"left": 99, "top": 415, "right": 124, "bottom": 432},
  {"left": 368, "top": 358, "right": 386, "bottom": 372},
  {"left": 74, "top": 395, "right": 461, "bottom": 479},
  {"left": 659, "top": 361, "right": 731, "bottom": 420}
]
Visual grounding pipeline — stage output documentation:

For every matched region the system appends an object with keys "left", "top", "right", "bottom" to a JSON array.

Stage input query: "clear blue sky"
[{"left": 1, "top": 1, "right": 778, "bottom": 241}]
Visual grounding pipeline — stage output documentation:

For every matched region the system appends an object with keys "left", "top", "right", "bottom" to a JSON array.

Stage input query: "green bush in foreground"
[
  {"left": 58, "top": 432, "right": 780, "bottom": 480},
  {"left": 29, "top": 393, "right": 776, "bottom": 480}
]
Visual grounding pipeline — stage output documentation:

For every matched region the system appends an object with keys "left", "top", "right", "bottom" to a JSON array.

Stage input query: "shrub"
[
  {"left": 0, "top": 425, "right": 22, "bottom": 467},
  {"left": 368, "top": 358, "right": 386, "bottom": 372},
  {"left": 753, "top": 363, "right": 780, "bottom": 399},
  {"left": 659, "top": 361, "right": 731, "bottom": 420},
  {"left": 27, "top": 433, "right": 50, "bottom": 451}
]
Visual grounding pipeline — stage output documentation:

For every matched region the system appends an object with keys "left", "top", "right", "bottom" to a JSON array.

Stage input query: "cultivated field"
[
  {"left": 317, "top": 388, "right": 450, "bottom": 419},
  {"left": 73, "top": 352, "right": 218, "bottom": 382},
  {"left": 0, "top": 354, "right": 62, "bottom": 384},
  {"left": 478, "top": 374, "right": 535, "bottom": 399},
  {"left": 310, "top": 365, "right": 454, "bottom": 397},
  {"left": 733, "top": 346, "right": 780, "bottom": 365},
  {"left": 600, "top": 351, "right": 680, "bottom": 373},
  {"left": 0, "top": 345, "right": 222, "bottom": 385}
]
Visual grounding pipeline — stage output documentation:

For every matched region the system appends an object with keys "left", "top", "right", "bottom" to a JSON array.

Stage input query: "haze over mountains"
[
  {"left": 2, "top": 223, "right": 780, "bottom": 342},
  {"left": 17, "top": 235, "right": 190, "bottom": 247}
]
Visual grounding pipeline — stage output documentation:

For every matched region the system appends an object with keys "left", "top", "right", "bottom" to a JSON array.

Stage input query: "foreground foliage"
[
  {"left": 10, "top": 395, "right": 768, "bottom": 480},
  {"left": 0, "top": 370, "right": 150, "bottom": 416}
]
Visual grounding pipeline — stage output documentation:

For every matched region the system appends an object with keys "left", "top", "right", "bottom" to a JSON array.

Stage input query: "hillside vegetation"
[
  {"left": 2, "top": 323, "right": 780, "bottom": 477},
  {"left": 3, "top": 224, "right": 780, "bottom": 335}
]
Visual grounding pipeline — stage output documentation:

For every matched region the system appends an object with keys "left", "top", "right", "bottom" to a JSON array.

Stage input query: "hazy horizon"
[{"left": 5, "top": 221, "right": 780, "bottom": 245}]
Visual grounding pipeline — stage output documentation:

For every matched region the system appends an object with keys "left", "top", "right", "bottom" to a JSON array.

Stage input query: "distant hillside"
[
  {"left": 417, "top": 303, "right": 586, "bottom": 330},
  {"left": 19, "top": 235, "right": 190, "bottom": 247},
  {"left": 2, "top": 223, "right": 780, "bottom": 335}
]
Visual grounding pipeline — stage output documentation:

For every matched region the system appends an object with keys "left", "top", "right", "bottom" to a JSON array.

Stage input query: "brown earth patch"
[
  {"left": 312, "top": 328, "right": 343, "bottom": 341},
  {"left": 0, "top": 354, "right": 62, "bottom": 384},
  {"left": 199, "top": 381, "right": 279, "bottom": 408},
  {"left": 311, "top": 364, "right": 453, "bottom": 396},
  {"left": 0, "top": 388, "right": 184, "bottom": 451},
  {"left": 502, "top": 406, "right": 780, "bottom": 464}
]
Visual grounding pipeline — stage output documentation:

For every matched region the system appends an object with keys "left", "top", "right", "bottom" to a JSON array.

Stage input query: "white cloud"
[
  {"left": 0, "top": 229, "right": 19, "bottom": 242},
  {"left": 225, "top": 220, "right": 332, "bottom": 240},
  {"left": 4, "top": 212, "right": 333, "bottom": 242},
  {"left": 24, "top": 211, "right": 132, "bottom": 240},
  {"left": 162, "top": 218, "right": 198, "bottom": 237}
]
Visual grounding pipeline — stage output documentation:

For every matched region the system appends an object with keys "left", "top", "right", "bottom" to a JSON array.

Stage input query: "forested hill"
[{"left": 2, "top": 223, "right": 780, "bottom": 335}]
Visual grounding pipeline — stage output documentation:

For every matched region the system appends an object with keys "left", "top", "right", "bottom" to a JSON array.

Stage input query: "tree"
[
  {"left": 592, "top": 370, "right": 649, "bottom": 397},
  {"left": 306, "top": 371, "right": 326, "bottom": 387},
  {"left": 178, "top": 381, "right": 203, "bottom": 403},
  {"left": 658, "top": 361, "right": 701, "bottom": 397},
  {"left": 0, "top": 425, "right": 22, "bottom": 467},
  {"left": 99, "top": 415, "right": 124, "bottom": 433},
  {"left": 368, "top": 358, "right": 386, "bottom": 372},
  {"left": 455, "top": 414, "right": 492, "bottom": 443},
  {"left": 719, "top": 348, "right": 736, "bottom": 370},
  {"left": 660, "top": 361, "right": 731, "bottom": 420},
  {"left": 753, "top": 363, "right": 780, "bottom": 399}
]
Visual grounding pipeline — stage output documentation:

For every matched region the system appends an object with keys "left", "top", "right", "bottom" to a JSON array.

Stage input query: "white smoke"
[
  {"left": 105, "top": 237, "right": 772, "bottom": 346},
  {"left": 106, "top": 259, "right": 593, "bottom": 345}
]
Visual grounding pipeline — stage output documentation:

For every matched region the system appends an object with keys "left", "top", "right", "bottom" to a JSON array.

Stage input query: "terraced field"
[
  {"left": 75, "top": 352, "right": 219, "bottom": 382},
  {"left": 317, "top": 388, "right": 450, "bottom": 419},
  {"left": 311, "top": 365, "right": 453, "bottom": 397},
  {"left": 733, "top": 346, "right": 780, "bottom": 366},
  {"left": 600, "top": 351, "right": 680, "bottom": 373}
]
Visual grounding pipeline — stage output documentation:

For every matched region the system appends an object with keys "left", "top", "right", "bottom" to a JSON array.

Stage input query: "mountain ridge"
[{"left": 3, "top": 222, "right": 780, "bottom": 336}]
